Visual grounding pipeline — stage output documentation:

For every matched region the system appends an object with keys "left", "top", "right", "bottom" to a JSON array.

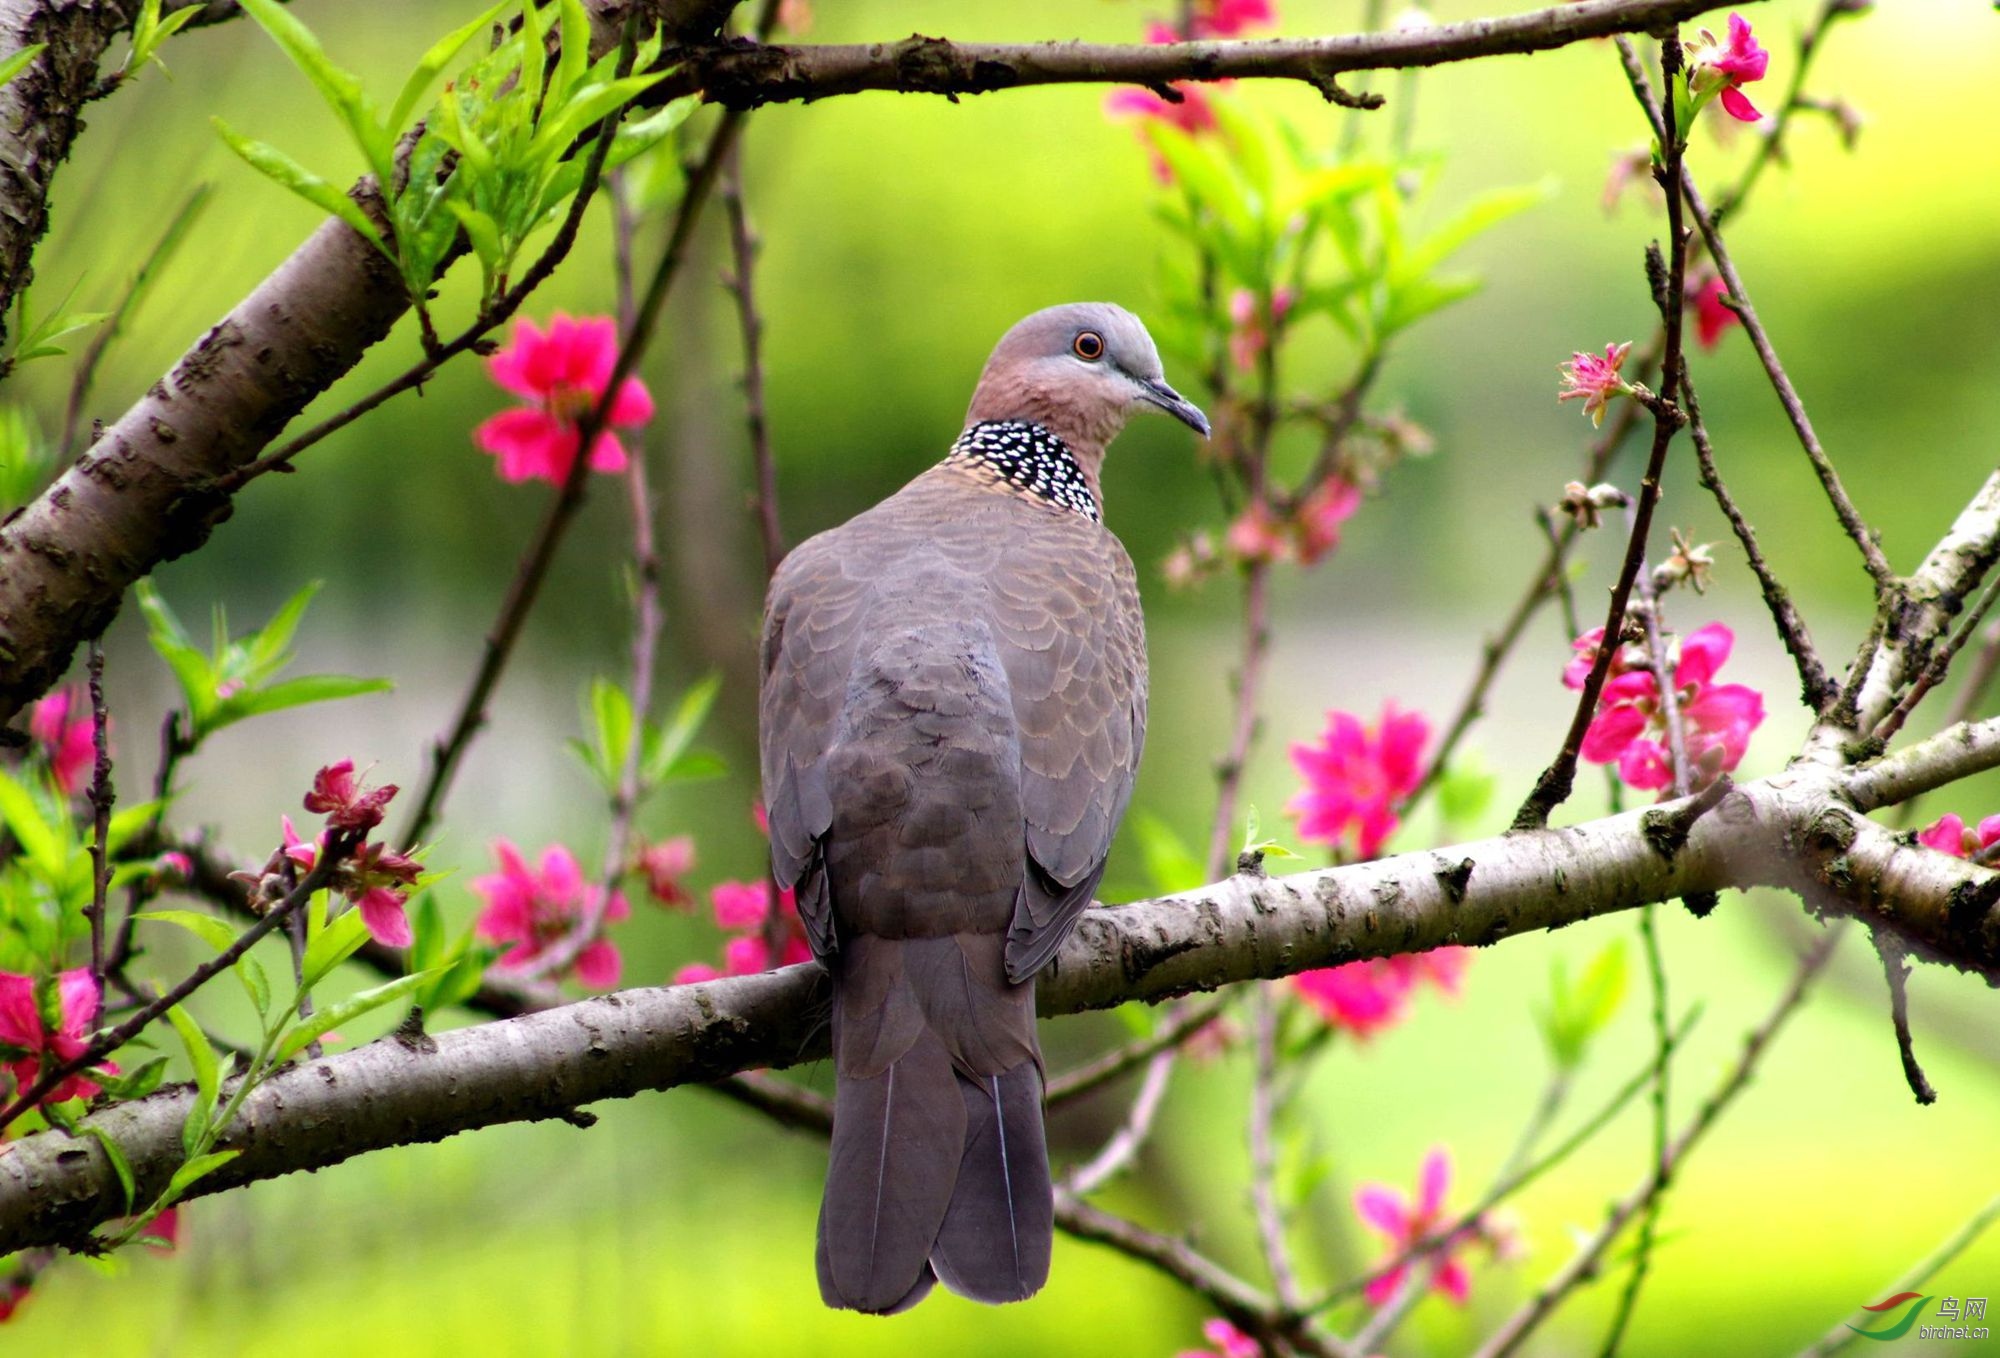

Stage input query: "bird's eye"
[{"left": 1073, "top": 331, "right": 1105, "bottom": 361}]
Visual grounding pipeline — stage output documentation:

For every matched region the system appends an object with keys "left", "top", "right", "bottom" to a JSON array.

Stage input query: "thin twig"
[
  {"left": 1249, "top": 985, "right": 1303, "bottom": 1310},
  {"left": 84, "top": 642, "right": 112, "bottom": 990},
  {"left": 1473, "top": 925, "right": 1844, "bottom": 1358},
  {"left": 1513, "top": 37, "right": 1691, "bottom": 831},
  {"left": 1876, "top": 935, "right": 1937, "bottom": 1105},
  {"left": 1796, "top": 1191, "right": 2000, "bottom": 1358},
  {"left": 212, "top": 29, "right": 641, "bottom": 495},
  {"left": 1063, "top": 1049, "right": 1175, "bottom": 1196},
  {"left": 721, "top": 141, "right": 784, "bottom": 576},
  {"left": 1045, "top": 994, "right": 1232, "bottom": 1107},
  {"left": 1878, "top": 574, "right": 2000, "bottom": 741},
  {"left": 1681, "top": 371, "right": 1833, "bottom": 709},
  {"left": 399, "top": 110, "right": 745, "bottom": 850},
  {"left": 0, "top": 831, "right": 358, "bottom": 1137}
]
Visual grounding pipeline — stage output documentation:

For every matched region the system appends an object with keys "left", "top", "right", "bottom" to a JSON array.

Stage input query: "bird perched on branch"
[{"left": 759, "top": 303, "right": 1208, "bottom": 1312}]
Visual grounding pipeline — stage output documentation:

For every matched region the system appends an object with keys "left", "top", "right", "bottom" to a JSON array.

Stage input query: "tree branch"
[
  {"left": 7, "top": 729, "right": 1999, "bottom": 1254},
  {"left": 674, "top": 0, "right": 1759, "bottom": 110}
]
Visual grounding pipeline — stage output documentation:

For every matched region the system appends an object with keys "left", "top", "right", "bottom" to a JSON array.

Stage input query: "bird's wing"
[
  {"left": 989, "top": 516, "right": 1148, "bottom": 982},
  {"left": 759, "top": 524, "right": 873, "bottom": 959}
]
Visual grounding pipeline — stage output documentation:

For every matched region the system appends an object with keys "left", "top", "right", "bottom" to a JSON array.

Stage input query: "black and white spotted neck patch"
[{"left": 946, "top": 421, "right": 1101, "bottom": 523}]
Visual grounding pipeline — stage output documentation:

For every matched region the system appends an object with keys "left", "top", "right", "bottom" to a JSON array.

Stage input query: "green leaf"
[
  {"left": 387, "top": 0, "right": 512, "bottom": 134},
  {"left": 0, "top": 766, "right": 66, "bottom": 880},
  {"left": 237, "top": 955, "right": 272, "bottom": 1018},
  {"left": 166, "top": 1004, "right": 219, "bottom": 1155},
  {"left": 83, "top": 1125, "right": 137, "bottom": 1214},
  {"left": 551, "top": 0, "right": 591, "bottom": 106},
  {"left": 299, "top": 903, "right": 370, "bottom": 993},
  {"left": 0, "top": 42, "right": 44, "bottom": 93},
  {"left": 135, "top": 909, "right": 238, "bottom": 954},
  {"left": 1436, "top": 757, "right": 1497, "bottom": 830},
  {"left": 1397, "top": 180, "right": 1551, "bottom": 283},
  {"left": 164, "top": 1148, "right": 241, "bottom": 1203},
  {"left": 213, "top": 118, "right": 385, "bottom": 249},
  {"left": 642, "top": 673, "right": 721, "bottom": 787},
  {"left": 209, "top": 673, "right": 393, "bottom": 729},
  {"left": 97, "top": 1053, "right": 169, "bottom": 1101},
  {"left": 1129, "top": 811, "right": 1204, "bottom": 895},
  {"left": 234, "top": 0, "right": 392, "bottom": 187},
  {"left": 276, "top": 971, "right": 435, "bottom": 1064},
  {"left": 588, "top": 677, "right": 636, "bottom": 786},
  {"left": 130, "top": 0, "right": 201, "bottom": 75},
  {"left": 1536, "top": 941, "right": 1629, "bottom": 1070},
  {"left": 1380, "top": 273, "right": 1483, "bottom": 336}
]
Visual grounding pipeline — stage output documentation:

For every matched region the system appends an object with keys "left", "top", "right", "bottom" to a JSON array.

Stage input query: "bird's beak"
[{"left": 1139, "top": 378, "right": 1211, "bottom": 438}]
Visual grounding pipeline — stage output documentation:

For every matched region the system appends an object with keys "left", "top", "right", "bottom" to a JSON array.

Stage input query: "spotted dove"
[{"left": 759, "top": 303, "right": 1208, "bottom": 1312}]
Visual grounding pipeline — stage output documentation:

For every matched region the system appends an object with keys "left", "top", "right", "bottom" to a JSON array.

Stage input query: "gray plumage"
[{"left": 759, "top": 303, "right": 1207, "bottom": 1312}]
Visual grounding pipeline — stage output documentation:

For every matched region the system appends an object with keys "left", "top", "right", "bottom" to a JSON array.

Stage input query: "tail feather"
[
  {"left": 817, "top": 1030, "right": 965, "bottom": 1313},
  {"left": 930, "top": 1061, "right": 1053, "bottom": 1304}
]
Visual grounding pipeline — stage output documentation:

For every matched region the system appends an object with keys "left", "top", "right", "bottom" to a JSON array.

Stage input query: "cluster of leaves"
[
  {"left": 1147, "top": 101, "right": 1546, "bottom": 390},
  {"left": 218, "top": 0, "right": 690, "bottom": 319},
  {"left": 571, "top": 672, "right": 725, "bottom": 800}
]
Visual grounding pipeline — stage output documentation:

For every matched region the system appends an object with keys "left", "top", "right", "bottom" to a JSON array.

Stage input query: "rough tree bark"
[{"left": 0, "top": 714, "right": 1994, "bottom": 1256}]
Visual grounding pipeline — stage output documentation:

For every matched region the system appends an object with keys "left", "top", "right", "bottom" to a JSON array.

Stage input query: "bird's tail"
[{"left": 817, "top": 936, "right": 1052, "bottom": 1312}]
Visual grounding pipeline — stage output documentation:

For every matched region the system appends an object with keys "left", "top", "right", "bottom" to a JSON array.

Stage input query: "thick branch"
[
  {"left": 677, "top": 0, "right": 1756, "bottom": 109},
  {"left": 5, "top": 736, "right": 1998, "bottom": 1255}
]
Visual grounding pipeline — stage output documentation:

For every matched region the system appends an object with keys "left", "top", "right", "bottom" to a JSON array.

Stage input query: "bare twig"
[
  {"left": 1473, "top": 925, "right": 1844, "bottom": 1358},
  {"left": 1876, "top": 935, "right": 1937, "bottom": 1105},
  {"left": 1063, "top": 1049, "right": 1175, "bottom": 1196},
  {"left": 720, "top": 141, "right": 784, "bottom": 576},
  {"left": 400, "top": 110, "right": 745, "bottom": 850},
  {"left": 84, "top": 642, "right": 112, "bottom": 989},
  {"left": 1878, "top": 574, "right": 2000, "bottom": 741},
  {"left": 1045, "top": 994, "right": 1232, "bottom": 1107},
  {"left": 1796, "top": 1191, "right": 2000, "bottom": 1358},
  {"left": 1249, "top": 986, "right": 1303, "bottom": 1310}
]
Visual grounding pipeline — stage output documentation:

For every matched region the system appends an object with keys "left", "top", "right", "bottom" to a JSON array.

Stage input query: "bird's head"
[{"left": 965, "top": 303, "right": 1210, "bottom": 468}]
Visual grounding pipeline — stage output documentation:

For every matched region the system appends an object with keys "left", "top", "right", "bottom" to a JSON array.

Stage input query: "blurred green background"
[{"left": 7, "top": 0, "right": 2000, "bottom": 1353}]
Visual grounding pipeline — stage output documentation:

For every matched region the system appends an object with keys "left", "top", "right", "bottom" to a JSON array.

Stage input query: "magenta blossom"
[
  {"left": 1287, "top": 702, "right": 1430, "bottom": 859},
  {"left": 1355, "top": 1148, "right": 1481, "bottom": 1306},
  {"left": 1573, "top": 622, "right": 1766, "bottom": 793},
  {"left": 27, "top": 687, "right": 94, "bottom": 797},
  {"left": 0, "top": 969, "right": 115, "bottom": 1104},
  {"left": 637, "top": 835, "right": 697, "bottom": 908},
  {"left": 1918, "top": 814, "right": 2000, "bottom": 860},
  {"left": 1689, "top": 274, "right": 1740, "bottom": 349},
  {"left": 303, "top": 759, "right": 397, "bottom": 832},
  {"left": 1293, "top": 947, "right": 1467, "bottom": 1038},
  {"left": 1228, "top": 286, "right": 1296, "bottom": 373},
  {"left": 1686, "top": 13, "right": 1769, "bottom": 123},
  {"left": 473, "top": 313, "right": 655, "bottom": 486},
  {"left": 473, "top": 840, "right": 629, "bottom": 988},
  {"left": 1176, "top": 1317, "right": 1261, "bottom": 1358},
  {"left": 674, "top": 878, "right": 813, "bottom": 985},
  {"left": 1557, "top": 342, "right": 1636, "bottom": 428}
]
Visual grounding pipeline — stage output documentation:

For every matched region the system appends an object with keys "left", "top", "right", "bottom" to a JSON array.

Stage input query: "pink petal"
[
  {"left": 1978, "top": 816, "right": 2000, "bottom": 851},
  {"left": 1363, "top": 1265, "right": 1407, "bottom": 1308},
  {"left": 1354, "top": 1183, "right": 1411, "bottom": 1238},
  {"left": 357, "top": 889, "right": 412, "bottom": 948},
  {"left": 1581, "top": 705, "right": 1647, "bottom": 763},
  {"left": 1617, "top": 738, "right": 1673, "bottom": 790},
  {"left": 1434, "top": 1256, "right": 1473, "bottom": 1304},
  {"left": 673, "top": 962, "right": 724, "bottom": 985},
  {"left": 1417, "top": 1148, "right": 1452, "bottom": 1219},
  {"left": 712, "top": 881, "right": 770, "bottom": 930},
  {"left": 473, "top": 408, "right": 571, "bottom": 484},
  {"left": 573, "top": 939, "right": 621, "bottom": 989},
  {"left": 585, "top": 429, "right": 629, "bottom": 473},
  {"left": 474, "top": 893, "right": 531, "bottom": 945},
  {"left": 1919, "top": 814, "right": 1968, "bottom": 857},
  {"left": 1600, "top": 671, "right": 1660, "bottom": 705},
  {"left": 1719, "top": 86, "right": 1762, "bottom": 122},
  {"left": 0, "top": 973, "right": 43, "bottom": 1050},
  {"left": 539, "top": 845, "right": 585, "bottom": 906},
  {"left": 724, "top": 934, "right": 769, "bottom": 975},
  {"left": 487, "top": 317, "right": 552, "bottom": 399},
  {"left": 1675, "top": 623, "right": 1734, "bottom": 688},
  {"left": 607, "top": 376, "right": 655, "bottom": 428},
  {"left": 55, "top": 969, "right": 101, "bottom": 1038},
  {"left": 496, "top": 940, "right": 542, "bottom": 971}
]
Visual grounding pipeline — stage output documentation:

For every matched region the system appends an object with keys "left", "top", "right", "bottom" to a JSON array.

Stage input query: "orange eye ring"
[{"left": 1073, "top": 331, "right": 1105, "bottom": 361}]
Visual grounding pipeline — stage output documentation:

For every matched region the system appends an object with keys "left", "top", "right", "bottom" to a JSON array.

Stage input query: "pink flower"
[
  {"left": 27, "top": 687, "right": 94, "bottom": 797},
  {"left": 637, "top": 836, "right": 696, "bottom": 908},
  {"left": 1293, "top": 946, "right": 1467, "bottom": 1037},
  {"left": 680, "top": 876, "right": 812, "bottom": 979},
  {"left": 155, "top": 851, "right": 193, "bottom": 884},
  {"left": 1287, "top": 703, "right": 1430, "bottom": 860},
  {"left": 1918, "top": 814, "right": 2000, "bottom": 860},
  {"left": 303, "top": 759, "right": 397, "bottom": 832},
  {"left": 1177, "top": 1317, "right": 1261, "bottom": 1358},
  {"left": 1227, "top": 286, "right": 1295, "bottom": 373},
  {"left": 1687, "top": 13, "right": 1769, "bottom": 123},
  {"left": 1688, "top": 274, "right": 1740, "bottom": 350},
  {"left": 1105, "top": 83, "right": 1219, "bottom": 181},
  {"left": 146, "top": 1206, "right": 182, "bottom": 1255},
  {"left": 0, "top": 969, "right": 115, "bottom": 1104},
  {"left": 711, "top": 880, "right": 771, "bottom": 931},
  {"left": 1574, "top": 622, "right": 1766, "bottom": 793},
  {"left": 673, "top": 962, "right": 725, "bottom": 986},
  {"left": 1294, "top": 477, "right": 1361, "bottom": 565},
  {"left": 0, "top": 1270, "right": 29, "bottom": 1322},
  {"left": 472, "top": 840, "right": 630, "bottom": 989},
  {"left": 473, "top": 313, "right": 655, "bottom": 486},
  {"left": 1196, "top": 0, "right": 1277, "bottom": 37},
  {"left": 1557, "top": 342, "right": 1635, "bottom": 428},
  {"left": 1354, "top": 1148, "right": 1479, "bottom": 1307},
  {"left": 1225, "top": 500, "right": 1291, "bottom": 565}
]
